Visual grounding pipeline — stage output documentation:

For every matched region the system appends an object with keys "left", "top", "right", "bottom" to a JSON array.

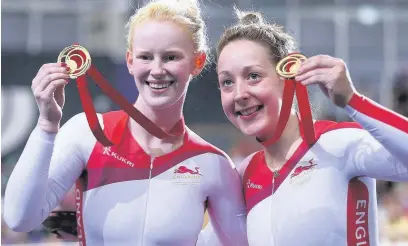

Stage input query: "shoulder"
[
  {"left": 61, "top": 112, "right": 103, "bottom": 129},
  {"left": 63, "top": 112, "right": 88, "bottom": 127},
  {"left": 185, "top": 128, "right": 235, "bottom": 168},
  {"left": 316, "top": 120, "right": 365, "bottom": 139},
  {"left": 58, "top": 113, "right": 91, "bottom": 138},
  {"left": 57, "top": 111, "right": 118, "bottom": 145},
  {"left": 315, "top": 120, "right": 368, "bottom": 154},
  {"left": 62, "top": 110, "right": 123, "bottom": 132},
  {"left": 100, "top": 110, "right": 125, "bottom": 125},
  {"left": 237, "top": 151, "right": 261, "bottom": 178},
  {"left": 317, "top": 120, "right": 362, "bottom": 133}
]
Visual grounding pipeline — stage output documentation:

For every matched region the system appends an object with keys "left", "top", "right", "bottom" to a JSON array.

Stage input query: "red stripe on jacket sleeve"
[{"left": 348, "top": 93, "right": 408, "bottom": 134}]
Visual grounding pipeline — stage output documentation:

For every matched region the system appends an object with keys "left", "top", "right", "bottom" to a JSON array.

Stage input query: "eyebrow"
[
  {"left": 163, "top": 48, "right": 184, "bottom": 53},
  {"left": 218, "top": 64, "right": 265, "bottom": 76},
  {"left": 133, "top": 48, "right": 184, "bottom": 53},
  {"left": 217, "top": 70, "right": 230, "bottom": 76}
]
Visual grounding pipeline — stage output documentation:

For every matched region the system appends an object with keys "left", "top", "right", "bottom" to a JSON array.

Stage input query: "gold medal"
[
  {"left": 276, "top": 53, "right": 306, "bottom": 79},
  {"left": 57, "top": 44, "right": 91, "bottom": 79}
]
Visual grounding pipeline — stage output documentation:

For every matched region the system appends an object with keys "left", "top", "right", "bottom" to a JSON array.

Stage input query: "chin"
[
  {"left": 145, "top": 98, "right": 175, "bottom": 109},
  {"left": 237, "top": 120, "right": 268, "bottom": 138},
  {"left": 145, "top": 94, "right": 185, "bottom": 110}
]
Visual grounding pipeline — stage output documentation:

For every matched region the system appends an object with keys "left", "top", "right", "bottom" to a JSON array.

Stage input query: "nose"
[
  {"left": 150, "top": 59, "right": 166, "bottom": 78},
  {"left": 234, "top": 80, "right": 250, "bottom": 103}
]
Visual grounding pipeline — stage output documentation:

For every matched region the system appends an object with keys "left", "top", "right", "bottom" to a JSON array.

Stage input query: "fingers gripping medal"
[
  {"left": 259, "top": 53, "right": 316, "bottom": 147},
  {"left": 58, "top": 44, "right": 184, "bottom": 146}
]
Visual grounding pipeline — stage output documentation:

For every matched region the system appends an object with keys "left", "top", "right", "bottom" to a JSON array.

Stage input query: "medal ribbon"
[{"left": 259, "top": 53, "right": 316, "bottom": 147}]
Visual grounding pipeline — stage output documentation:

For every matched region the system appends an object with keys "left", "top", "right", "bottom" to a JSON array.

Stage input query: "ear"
[
  {"left": 191, "top": 52, "right": 206, "bottom": 76},
  {"left": 126, "top": 49, "right": 134, "bottom": 75}
]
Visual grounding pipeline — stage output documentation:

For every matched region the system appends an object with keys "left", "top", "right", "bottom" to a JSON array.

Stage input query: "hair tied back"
[{"left": 235, "top": 8, "right": 265, "bottom": 26}]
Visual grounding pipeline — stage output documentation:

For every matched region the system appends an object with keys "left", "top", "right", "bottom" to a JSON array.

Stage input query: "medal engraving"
[
  {"left": 276, "top": 53, "right": 307, "bottom": 79},
  {"left": 57, "top": 44, "right": 91, "bottom": 79}
]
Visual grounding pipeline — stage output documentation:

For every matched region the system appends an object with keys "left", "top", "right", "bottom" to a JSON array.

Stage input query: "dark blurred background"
[{"left": 2, "top": 0, "right": 408, "bottom": 245}]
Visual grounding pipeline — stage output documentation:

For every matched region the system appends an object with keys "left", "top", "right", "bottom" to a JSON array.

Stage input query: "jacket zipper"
[
  {"left": 141, "top": 157, "right": 155, "bottom": 245},
  {"left": 271, "top": 172, "right": 278, "bottom": 246}
]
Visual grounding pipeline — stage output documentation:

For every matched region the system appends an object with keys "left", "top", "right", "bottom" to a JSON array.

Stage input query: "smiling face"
[
  {"left": 217, "top": 39, "right": 284, "bottom": 139},
  {"left": 126, "top": 20, "right": 203, "bottom": 109}
]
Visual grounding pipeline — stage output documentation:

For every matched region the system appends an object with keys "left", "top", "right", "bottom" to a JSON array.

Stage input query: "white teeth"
[
  {"left": 148, "top": 82, "right": 171, "bottom": 89},
  {"left": 240, "top": 106, "right": 258, "bottom": 116}
]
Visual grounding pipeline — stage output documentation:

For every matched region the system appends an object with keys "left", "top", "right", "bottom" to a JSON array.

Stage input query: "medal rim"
[
  {"left": 57, "top": 44, "right": 92, "bottom": 79},
  {"left": 276, "top": 53, "right": 307, "bottom": 79}
]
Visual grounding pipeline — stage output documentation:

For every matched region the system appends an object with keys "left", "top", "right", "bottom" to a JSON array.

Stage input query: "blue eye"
[
  {"left": 222, "top": 80, "right": 234, "bottom": 87},
  {"left": 248, "top": 73, "right": 260, "bottom": 80}
]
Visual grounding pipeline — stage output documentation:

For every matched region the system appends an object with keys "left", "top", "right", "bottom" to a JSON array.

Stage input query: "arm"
[
  {"left": 344, "top": 93, "right": 408, "bottom": 181},
  {"left": 3, "top": 113, "right": 89, "bottom": 232},
  {"left": 294, "top": 55, "right": 407, "bottom": 180},
  {"left": 198, "top": 155, "right": 253, "bottom": 246}
]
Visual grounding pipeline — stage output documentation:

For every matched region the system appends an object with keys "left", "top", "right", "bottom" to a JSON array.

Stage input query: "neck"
[
  {"left": 129, "top": 96, "right": 185, "bottom": 155},
  {"left": 262, "top": 112, "right": 301, "bottom": 170}
]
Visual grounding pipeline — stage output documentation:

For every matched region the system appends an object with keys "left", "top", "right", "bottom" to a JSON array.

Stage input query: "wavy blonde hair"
[{"left": 125, "top": 0, "right": 208, "bottom": 60}]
